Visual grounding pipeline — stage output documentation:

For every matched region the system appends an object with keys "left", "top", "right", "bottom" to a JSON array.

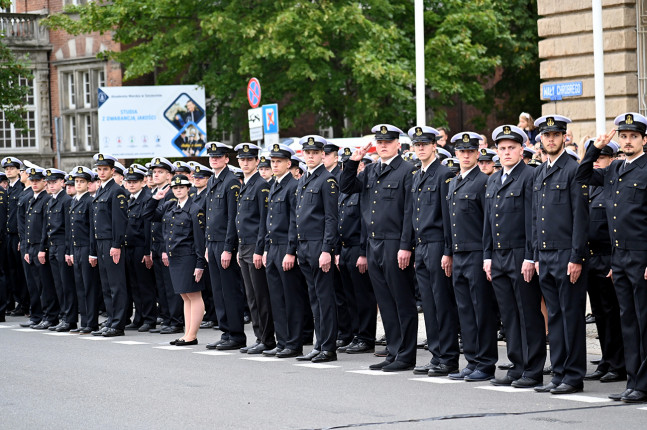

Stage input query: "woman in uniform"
[{"left": 150, "top": 175, "right": 206, "bottom": 346}]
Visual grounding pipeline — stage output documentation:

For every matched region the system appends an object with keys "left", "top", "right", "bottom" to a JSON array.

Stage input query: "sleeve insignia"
[{"left": 445, "top": 178, "right": 452, "bottom": 183}]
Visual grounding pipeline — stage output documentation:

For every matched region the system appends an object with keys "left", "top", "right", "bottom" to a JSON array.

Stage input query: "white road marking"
[
  {"left": 153, "top": 346, "right": 193, "bottom": 350},
  {"left": 476, "top": 386, "right": 534, "bottom": 393},
  {"left": 409, "top": 377, "right": 463, "bottom": 384},
  {"left": 193, "top": 350, "right": 234, "bottom": 356},
  {"left": 78, "top": 336, "right": 110, "bottom": 340},
  {"left": 347, "top": 370, "right": 397, "bottom": 375},
  {"left": 295, "top": 363, "right": 340, "bottom": 369},
  {"left": 0, "top": 325, "right": 17, "bottom": 328},
  {"left": 553, "top": 394, "right": 611, "bottom": 403},
  {"left": 42, "top": 332, "right": 76, "bottom": 336},
  {"left": 113, "top": 341, "right": 150, "bottom": 345},
  {"left": 12, "top": 328, "right": 38, "bottom": 332},
  {"left": 241, "top": 357, "right": 282, "bottom": 362}
]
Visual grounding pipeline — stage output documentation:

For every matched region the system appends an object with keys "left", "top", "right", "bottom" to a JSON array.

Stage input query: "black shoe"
[
  {"left": 33, "top": 321, "right": 55, "bottom": 330},
  {"left": 375, "top": 335, "right": 387, "bottom": 346},
  {"left": 216, "top": 340, "right": 246, "bottom": 350},
  {"left": 550, "top": 383, "right": 583, "bottom": 395},
  {"left": 448, "top": 368, "right": 474, "bottom": 380},
  {"left": 240, "top": 342, "right": 259, "bottom": 353},
  {"left": 382, "top": 361, "right": 414, "bottom": 372},
  {"left": 534, "top": 382, "right": 558, "bottom": 393},
  {"left": 497, "top": 362, "right": 514, "bottom": 370},
  {"left": 585, "top": 313, "right": 596, "bottom": 324},
  {"left": 20, "top": 321, "right": 39, "bottom": 328},
  {"left": 464, "top": 370, "right": 494, "bottom": 382},
  {"left": 91, "top": 327, "right": 108, "bottom": 336},
  {"left": 150, "top": 325, "right": 168, "bottom": 334},
  {"left": 497, "top": 331, "right": 506, "bottom": 341},
  {"left": 336, "top": 339, "right": 352, "bottom": 349},
  {"left": 373, "top": 348, "right": 388, "bottom": 357},
  {"left": 170, "top": 339, "right": 180, "bottom": 345},
  {"left": 622, "top": 390, "right": 647, "bottom": 403},
  {"left": 70, "top": 327, "right": 82, "bottom": 333},
  {"left": 205, "top": 339, "right": 226, "bottom": 350},
  {"left": 428, "top": 364, "right": 459, "bottom": 377},
  {"left": 56, "top": 323, "right": 76, "bottom": 332},
  {"left": 490, "top": 375, "right": 517, "bottom": 386},
  {"left": 417, "top": 339, "right": 428, "bottom": 349},
  {"left": 336, "top": 339, "right": 354, "bottom": 352},
  {"left": 102, "top": 328, "right": 125, "bottom": 337},
  {"left": 262, "top": 347, "right": 282, "bottom": 356},
  {"left": 413, "top": 360, "right": 438, "bottom": 375},
  {"left": 160, "top": 325, "right": 183, "bottom": 334},
  {"left": 312, "top": 351, "right": 337, "bottom": 363},
  {"left": 276, "top": 348, "right": 302, "bottom": 358},
  {"left": 512, "top": 377, "right": 542, "bottom": 388},
  {"left": 246, "top": 343, "right": 269, "bottom": 355},
  {"left": 346, "top": 340, "right": 375, "bottom": 354},
  {"left": 369, "top": 360, "right": 392, "bottom": 370},
  {"left": 610, "top": 389, "right": 633, "bottom": 401},
  {"left": 10, "top": 309, "right": 25, "bottom": 317},
  {"left": 590, "top": 359, "right": 601, "bottom": 365},
  {"left": 296, "top": 349, "right": 321, "bottom": 361},
  {"left": 200, "top": 321, "right": 214, "bottom": 329},
  {"left": 48, "top": 322, "right": 64, "bottom": 331},
  {"left": 175, "top": 338, "right": 198, "bottom": 346},
  {"left": 137, "top": 323, "right": 155, "bottom": 333},
  {"left": 600, "top": 371, "right": 627, "bottom": 383},
  {"left": 79, "top": 327, "right": 95, "bottom": 334},
  {"left": 124, "top": 323, "right": 140, "bottom": 330},
  {"left": 156, "top": 317, "right": 164, "bottom": 325},
  {"left": 584, "top": 370, "right": 605, "bottom": 380}
]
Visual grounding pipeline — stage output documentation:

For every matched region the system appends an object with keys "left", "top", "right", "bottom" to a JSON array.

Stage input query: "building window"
[
  {"left": 59, "top": 66, "right": 106, "bottom": 153},
  {"left": 67, "top": 73, "right": 76, "bottom": 109},
  {"left": 0, "top": 76, "right": 38, "bottom": 150}
]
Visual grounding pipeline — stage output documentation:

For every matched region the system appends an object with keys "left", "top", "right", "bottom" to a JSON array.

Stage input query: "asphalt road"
[{"left": 1, "top": 316, "right": 645, "bottom": 430}]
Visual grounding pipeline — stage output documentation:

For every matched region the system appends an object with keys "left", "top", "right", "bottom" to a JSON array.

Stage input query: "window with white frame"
[
  {"left": 59, "top": 66, "right": 106, "bottom": 152},
  {"left": 0, "top": 76, "right": 38, "bottom": 151}
]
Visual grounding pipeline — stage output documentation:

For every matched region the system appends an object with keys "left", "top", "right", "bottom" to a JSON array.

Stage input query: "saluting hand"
[
  {"left": 153, "top": 184, "right": 170, "bottom": 200},
  {"left": 350, "top": 142, "right": 373, "bottom": 161},
  {"left": 594, "top": 129, "right": 617, "bottom": 149}
]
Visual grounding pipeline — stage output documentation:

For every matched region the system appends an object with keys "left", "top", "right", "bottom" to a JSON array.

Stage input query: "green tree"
[
  {"left": 46, "top": 0, "right": 539, "bottom": 137},
  {"left": 0, "top": 0, "right": 34, "bottom": 128}
]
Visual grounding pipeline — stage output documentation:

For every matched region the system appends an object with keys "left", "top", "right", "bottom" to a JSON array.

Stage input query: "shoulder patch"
[
  {"left": 261, "top": 188, "right": 270, "bottom": 193},
  {"left": 231, "top": 184, "right": 240, "bottom": 190},
  {"left": 327, "top": 178, "right": 336, "bottom": 183},
  {"left": 117, "top": 194, "right": 127, "bottom": 199},
  {"left": 445, "top": 178, "right": 452, "bottom": 183}
]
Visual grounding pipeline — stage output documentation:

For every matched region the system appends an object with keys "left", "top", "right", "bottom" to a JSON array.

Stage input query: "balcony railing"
[{"left": 0, "top": 13, "right": 49, "bottom": 46}]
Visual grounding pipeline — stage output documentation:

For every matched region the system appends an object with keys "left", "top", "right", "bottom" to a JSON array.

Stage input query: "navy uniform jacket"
[
  {"left": 576, "top": 145, "right": 647, "bottom": 251},
  {"left": 150, "top": 196, "right": 206, "bottom": 269},
  {"left": 41, "top": 192, "right": 72, "bottom": 254},
  {"left": 295, "top": 164, "right": 338, "bottom": 254},
  {"left": 89, "top": 178, "right": 128, "bottom": 255},
  {"left": 17, "top": 187, "right": 34, "bottom": 250},
  {"left": 190, "top": 188, "right": 208, "bottom": 211},
  {"left": 483, "top": 162, "right": 534, "bottom": 260},
  {"left": 236, "top": 171, "right": 270, "bottom": 255},
  {"left": 69, "top": 193, "right": 93, "bottom": 248},
  {"left": 0, "top": 187, "right": 6, "bottom": 243},
  {"left": 532, "top": 152, "right": 589, "bottom": 262},
  {"left": 338, "top": 191, "right": 366, "bottom": 255},
  {"left": 125, "top": 187, "right": 153, "bottom": 253},
  {"left": 587, "top": 185, "right": 611, "bottom": 255},
  {"left": 25, "top": 191, "right": 51, "bottom": 247},
  {"left": 411, "top": 158, "right": 453, "bottom": 254},
  {"left": 340, "top": 156, "right": 415, "bottom": 251},
  {"left": 204, "top": 168, "right": 240, "bottom": 253},
  {"left": 265, "top": 173, "right": 298, "bottom": 255},
  {"left": 330, "top": 165, "right": 341, "bottom": 181},
  {"left": 150, "top": 188, "right": 177, "bottom": 255},
  {"left": 447, "top": 167, "right": 488, "bottom": 253},
  {"left": 6, "top": 180, "right": 24, "bottom": 234}
]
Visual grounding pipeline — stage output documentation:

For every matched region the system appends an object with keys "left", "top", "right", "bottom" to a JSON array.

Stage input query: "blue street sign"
[
  {"left": 262, "top": 104, "right": 279, "bottom": 134},
  {"left": 541, "top": 81, "right": 583, "bottom": 101}
]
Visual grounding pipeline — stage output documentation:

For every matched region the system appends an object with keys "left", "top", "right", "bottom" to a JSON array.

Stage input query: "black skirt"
[{"left": 168, "top": 254, "right": 204, "bottom": 294}]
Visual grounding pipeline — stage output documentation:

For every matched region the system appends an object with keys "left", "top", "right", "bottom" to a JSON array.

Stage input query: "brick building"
[{"left": 537, "top": 0, "right": 644, "bottom": 143}]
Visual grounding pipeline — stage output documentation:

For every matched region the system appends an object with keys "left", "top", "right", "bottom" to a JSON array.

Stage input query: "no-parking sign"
[{"left": 247, "top": 78, "right": 261, "bottom": 108}]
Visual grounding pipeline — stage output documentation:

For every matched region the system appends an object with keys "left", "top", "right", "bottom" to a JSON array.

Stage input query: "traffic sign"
[
  {"left": 248, "top": 108, "right": 262, "bottom": 129},
  {"left": 247, "top": 78, "right": 261, "bottom": 108},
  {"left": 250, "top": 127, "right": 263, "bottom": 141},
  {"left": 262, "top": 104, "right": 279, "bottom": 134}
]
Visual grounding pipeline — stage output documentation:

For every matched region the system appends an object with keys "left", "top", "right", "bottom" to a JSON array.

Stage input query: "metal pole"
[
  {"left": 592, "top": 0, "right": 606, "bottom": 135},
  {"left": 415, "top": 0, "right": 425, "bottom": 125}
]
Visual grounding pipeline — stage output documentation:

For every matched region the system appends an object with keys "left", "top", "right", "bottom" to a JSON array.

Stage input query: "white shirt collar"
[
  {"left": 9, "top": 178, "right": 19, "bottom": 187},
  {"left": 420, "top": 157, "right": 437, "bottom": 174},
  {"left": 177, "top": 198, "right": 188, "bottom": 209},
  {"left": 277, "top": 172, "right": 291, "bottom": 183},
  {"left": 502, "top": 160, "right": 522, "bottom": 176},
  {"left": 307, "top": 163, "right": 323, "bottom": 174},
  {"left": 131, "top": 189, "right": 143, "bottom": 200},
  {"left": 380, "top": 154, "right": 398, "bottom": 166},
  {"left": 461, "top": 165, "right": 478, "bottom": 180},
  {"left": 547, "top": 149, "right": 565, "bottom": 168},
  {"left": 625, "top": 152, "right": 645, "bottom": 164},
  {"left": 52, "top": 190, "right": 62, "bottom": 199},
  {"left": 75, "top": 190, "right": 88, "bottom": 200}
]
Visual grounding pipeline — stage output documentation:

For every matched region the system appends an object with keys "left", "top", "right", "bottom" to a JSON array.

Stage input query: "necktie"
[
  {"left": 501, "top": 172, "right": 508, "bottom": 184},
  {"left": 306, "top": 172, "right": 310, "bottom": 180},
  {"left": 380, "top": 163, "right": 386, "bottom": 174},
  {"left": 456, "top": 175, "right": 463, "bottom": 184},
  {"left": 620, "top": 162, "right": 627, "bottom": 173},
  {"left": 129, "top": 196, "right": 136, "bottom": 207}
]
